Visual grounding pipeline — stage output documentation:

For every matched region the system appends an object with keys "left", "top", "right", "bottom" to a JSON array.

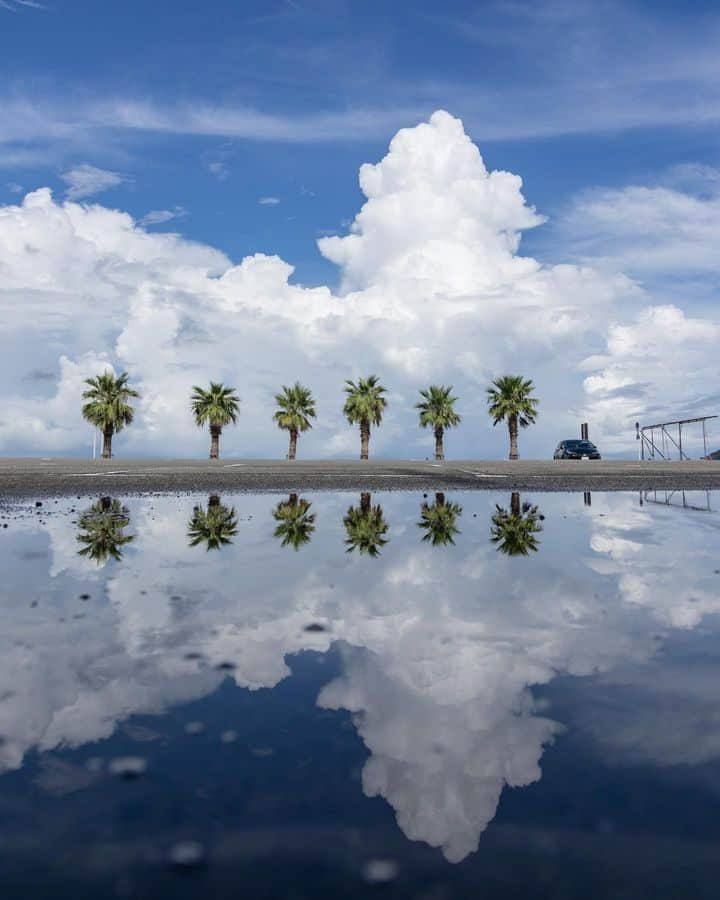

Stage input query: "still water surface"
[{"left": 1, "top": 489, "right": 719, "bottom": 898}]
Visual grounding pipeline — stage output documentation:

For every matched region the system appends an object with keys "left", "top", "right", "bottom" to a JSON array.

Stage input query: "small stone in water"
[
  {"left": 304, "top": 623, "right": 327, "bottom": 633},
  {"left": 108, "top": 756, "right": 148, "bottom": 778},
  {"left": 185, "top": 721, "right": 205, "bottom": 735},
  {"left": 215, "top": 660, "right": 236, "bottom": 671},
  {"left": 35, "top": 501, "right": 42, "bottom": 507},
  {"left": 362, "top": 859, "right": 399, "bottom": 883},
  {"left": 79, "top": 593, "right": 90, "bottom": 601},
  {"left": 220, "top": 730, "right": 238, "bottom": 744},
  {"left": 170, "top": 841, "right": 206, "bottom": 869}
]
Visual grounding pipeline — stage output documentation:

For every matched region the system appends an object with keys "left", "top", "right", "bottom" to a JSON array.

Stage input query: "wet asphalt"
[{"left": 1, "top": 457, "right": 720, "bottom": 500}]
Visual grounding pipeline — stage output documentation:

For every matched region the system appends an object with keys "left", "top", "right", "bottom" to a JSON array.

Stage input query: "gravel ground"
[{"left": 1, "top": 457, "right": 720, "bottom": 500}]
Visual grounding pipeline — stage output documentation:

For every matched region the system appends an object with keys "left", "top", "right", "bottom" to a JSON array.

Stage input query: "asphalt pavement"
[{"left": 1, "top": 457, "right": 720, "bottom": 499}]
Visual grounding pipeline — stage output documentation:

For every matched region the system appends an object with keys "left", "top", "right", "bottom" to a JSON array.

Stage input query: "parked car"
[{"left": 554, "top": 439, "right": 601, "bottom": 460}]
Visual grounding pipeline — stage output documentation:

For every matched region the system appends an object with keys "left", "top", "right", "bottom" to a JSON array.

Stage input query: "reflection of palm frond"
[
  {"left": 418, "top": 495, "right": 463, "bottom": 547},
  {"left": 76, "top": 498, "right": 134, "bottom": 565},
  {"left": 490, "top": 494, "right": 543, "bottom": 557},
  {"left": 187, "top": 497, "right": 238, "bottom": 551},
  {"left": 273, "top": 495, "right": 315, "bottom": 550},
  {"left": 344, "top": 496, "right": 389, "bottom": 557}
]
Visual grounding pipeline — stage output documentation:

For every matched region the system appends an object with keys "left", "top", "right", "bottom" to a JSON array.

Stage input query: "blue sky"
[
  {"left": 1, "top": 0, "right": 719, "bottom": 458},
  {"left": 3, "top": 0, "right": 720, "bottom": 285}
]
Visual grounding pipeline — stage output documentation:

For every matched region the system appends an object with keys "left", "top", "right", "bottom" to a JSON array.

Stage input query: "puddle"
[{"left": 1, "top": 489, "right": 719, "bottom": 897}]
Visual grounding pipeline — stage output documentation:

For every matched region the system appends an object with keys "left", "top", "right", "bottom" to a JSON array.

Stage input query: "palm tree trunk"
[
  {"left": 288, "top": 492, "right": 298, "bottom": 506},
  {"left": 209, "top": 425, "right": 221, "bottom": 460},
  {"left": 434, "top": 425, "right": 444, "bottom": 461},
  {"left": 435, "top": 492, "right": 445, "bottom": 506},
  {"left": 360, "top": 420, "right": 370, "bottom": 460},
  {"left": 508, "top": 413, "right": 519, "bottom": 460},
  {"left": 209, "top": 494, "right": 220, "bottom": 508},
  {"left": 102, "top": 427, "right": 113, "bottom": 459},
  {"left": 511, "top": 492, "right": 521, "bottom": 517},
  {"left": 288, "top": 429, "right": 298, "bottom": 460},
  {"left": 360, "top": 492, "right": 371, "bottom": 514}
]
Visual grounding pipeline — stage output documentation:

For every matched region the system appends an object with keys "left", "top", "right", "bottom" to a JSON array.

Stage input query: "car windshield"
[{"left": 565, "top": 440, "right": 596, "bottom": 451}]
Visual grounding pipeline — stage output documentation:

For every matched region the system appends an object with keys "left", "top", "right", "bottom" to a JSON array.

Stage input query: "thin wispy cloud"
[
  {"left": 60, "top": 164, "right": 123, "bottom": 200},
  {"left": 0, "top": 0, "right": 46, "bottom": 11},
  {"left": 258, "top": 196, "right": 280, "bottom": 205},
  {"left": 205, "top": 160, "right": 230, "bottom": 180},
  {"left": 139, "top": 205, "right": 187, "bottom": 227}
]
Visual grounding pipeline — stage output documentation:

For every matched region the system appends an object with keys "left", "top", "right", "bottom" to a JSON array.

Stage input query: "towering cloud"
[{"left": 0, "top": 111, "right": 715, "bottom": 457}]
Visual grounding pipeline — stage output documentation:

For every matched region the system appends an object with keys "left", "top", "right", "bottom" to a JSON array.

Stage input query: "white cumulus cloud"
[{"left": 0, "top": 110, "right": 716, "bottom": 458}]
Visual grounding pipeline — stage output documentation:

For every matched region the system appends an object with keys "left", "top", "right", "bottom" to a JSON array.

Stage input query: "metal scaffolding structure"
[{"left": 636, "top": 415, "right": 717, "bottom": 461}]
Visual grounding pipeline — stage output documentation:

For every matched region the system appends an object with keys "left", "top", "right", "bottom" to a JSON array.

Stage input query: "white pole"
[{"left": 93, "top": 430, "right": 97, "bottom": 460}]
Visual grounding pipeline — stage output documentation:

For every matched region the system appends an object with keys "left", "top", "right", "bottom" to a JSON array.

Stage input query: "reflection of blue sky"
[{"left": 1, "top": 490, "right": 719, "bottom": 862}]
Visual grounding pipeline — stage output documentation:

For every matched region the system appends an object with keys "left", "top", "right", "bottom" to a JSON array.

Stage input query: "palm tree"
[
  {"left": 273, "top": 382, "right": 316, "bottom": 460},
  {"left": 490, "top": 492, "right": 543, "bottom": 556},
  {"left": 191, "top": 382, "right": 240, "bottom": 459},
  {"left": 418, "top": 493, "right": 463, "bottom": 546},
  {"left": 187, "top": 495, "right": 238, "bottom": 551},
  {"left": 273, "top": 493, "right": 316, "bottom": 550},
  {"left": 81, "top": 371, "right": 140, "bottom": 459},
  {"left": 416, "top": 385, "right": 461, "bottom": 461},
  {"left": 343, "top": 375, "right": 388, "bottom": 460},
  {"left": 343, "top": 492, "right": 389, "bottom": 557},
  {"left": 76, "top": 497, "right": 134, "bottom": 565},
  {"left": 486, "top": 375, "right": 538, "bottom": 460}
]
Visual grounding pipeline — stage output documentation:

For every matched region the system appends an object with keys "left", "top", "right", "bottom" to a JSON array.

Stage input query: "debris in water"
[
  {"left": 169, "top": 840, "right": 206, "bottom": 869},
  {"left": 304, "top": 623, "right": 327, "bottom": 633},
  {"left": 362, "top": 859, "right": 399, "bottom": 884},
  {"left": 108, "top": 756, "right": 148, "bottom": 779}
]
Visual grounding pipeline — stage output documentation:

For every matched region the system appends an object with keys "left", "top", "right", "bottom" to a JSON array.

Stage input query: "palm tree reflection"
[
  {"left": 273, "top": 493, "right": 316, "bottom": 550},
  {"left": 76, "top": 497, "right": 134, "bottom": 565},
  {"left": 490, "top": 492, "right": 543, "bottom": 556},
  {"left": 418, "top": 493, "right": 463, "bottom": 546},
  {"left": 187, "top": 495, "right": 238, "bottom": 551},
  {"left": 344, "top": 492, "right": 389, "bottom": 557}
]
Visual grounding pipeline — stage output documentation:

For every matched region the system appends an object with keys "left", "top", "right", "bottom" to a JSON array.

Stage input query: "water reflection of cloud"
[{"left": 1, "top": 491, "right": 719, "bottom": 862}]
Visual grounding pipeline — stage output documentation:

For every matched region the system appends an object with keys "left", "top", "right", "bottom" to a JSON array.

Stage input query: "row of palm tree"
[
  {"left": 81, "top": 372, "right": 539, "bottom": 460},
  {"left": 75, "top": 492, "right": 543, "bottom": 563}
]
